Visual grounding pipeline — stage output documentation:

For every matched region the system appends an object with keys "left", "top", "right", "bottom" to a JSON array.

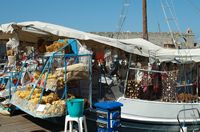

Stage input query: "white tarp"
[
  {"left": 119, "top": 38, "right": 163, "bottom": 57},
  {"left": 0, "top": 21, "right": 200, "bottom": 62},
  {"left": 119, "top": 39, "right": 200, "bottom": 62},
  {"left": 0, "top": 21, "right": 141, "bottom": 54},
  {"left": 0, "top": 21, "right": 157, "bottom": 56},
  {"left": 157, "top": 48, "right": 200, "bottom": 63}
]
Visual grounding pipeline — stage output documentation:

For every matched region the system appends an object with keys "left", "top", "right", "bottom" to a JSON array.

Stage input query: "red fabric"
[
  {"left": 95, "top": 52, "right": 104, "bottom": 62},
  {"left": 142, "top": 73, "right": 149, "bottom": 92}
]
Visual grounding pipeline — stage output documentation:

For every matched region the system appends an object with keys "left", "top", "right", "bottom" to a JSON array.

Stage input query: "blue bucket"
[{"left": 67, "top": 98, "right": 84, "bottom": 117}]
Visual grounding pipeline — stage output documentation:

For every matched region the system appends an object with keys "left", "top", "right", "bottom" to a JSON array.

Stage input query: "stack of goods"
[
  {"left": 11, "top": 84, "right": 74, "bottom": 118},
  {"left": 161, "top": 70, "right": 178, "bottom": 102},
  {"left": 177, "top": 93, "right": 199, "bottom": 102},
  {"left": 125, "top": 80, "right": 142, "bottom": 99},
  {"left": 32, "top": 69, "right": 65, "bottom": 91},
  {"left": 67, "top": 63, "right": 89, "bottom": 81},
  {"left": 45, "top": 39, "right": 67, "bottom": 52},
  {"left": 32, "top": 63, "right": 89, "bottom": 91},
  {"left": 37, "top": 39, "right": 67, "bottom": 53},
  {"left": 44, "top": 70, "right": 65, "bottom": 91}
]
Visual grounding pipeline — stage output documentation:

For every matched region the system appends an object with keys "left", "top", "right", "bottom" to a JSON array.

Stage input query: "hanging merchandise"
[
  {"left": 161, "top": 70, "right": 178, "bottom": 102},
  {"left": 6, "top": 48, "right": 16, "bottom": 67},
  {"left": 6, "top": 34, "right": 19, "bottom": 49},
  {"left": 151, "top": 63, "right": 162, "bottom": 94},
  {"left": 135, "top": 63, "right": 144, "bottom": 84},
  {"left": 95, "top": 48, "right": 105, "bottom": 63},
  {"left": 104, "top": 48, "right": 112, "bottom": 70},
  {"left": 152, "top": 73, "right": 160, "bottom": 93},
  {"left": 125, "top": 80, "right": 143, "bottom": 99},
  {"left": 77, "top": 41, "right": 92, "bottom": 65},
  {"left": 6, "top": 34, "right": 19, "bottom": 67},
  {"left": 7, "top": 56, "right": 16, "bottom": 66}
]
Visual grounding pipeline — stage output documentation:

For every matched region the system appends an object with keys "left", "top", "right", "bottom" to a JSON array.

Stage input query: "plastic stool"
[{"left": 64, "top": 115, "right": 88, "bottom": 132}]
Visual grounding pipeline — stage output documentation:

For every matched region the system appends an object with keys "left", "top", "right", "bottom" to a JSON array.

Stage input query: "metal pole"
[
  {"left": 124, "top": 54, "right": 132, "bottom": 96},
  {"left": 89, "top": 55, "right": 93, "bottom": 108},
  {"left": 143, "top": 0, "right": 148, "bottom": 40}
]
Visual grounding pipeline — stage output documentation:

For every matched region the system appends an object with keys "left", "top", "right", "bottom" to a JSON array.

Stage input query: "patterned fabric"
[{"left": 161, "top": 70, "right": 178, "bottom": 102}]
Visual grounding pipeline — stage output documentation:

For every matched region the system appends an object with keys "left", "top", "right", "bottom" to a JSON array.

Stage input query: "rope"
[{"left": 116, "top": 0, "right": 130, "bottom": 39}]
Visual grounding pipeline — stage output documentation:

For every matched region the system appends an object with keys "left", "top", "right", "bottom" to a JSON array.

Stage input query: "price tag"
[{"left": 36, "top": 104, "right": 46, "bottom": 112}]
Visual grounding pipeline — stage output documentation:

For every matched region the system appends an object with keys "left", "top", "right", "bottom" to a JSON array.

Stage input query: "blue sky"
[{"left": 1, "top": 0, "right": 200, "bottom": 41}]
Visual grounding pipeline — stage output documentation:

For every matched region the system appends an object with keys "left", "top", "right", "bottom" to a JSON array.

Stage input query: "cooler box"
[{"left": 94, "top": 101, "right": 123, "bottom": 132}]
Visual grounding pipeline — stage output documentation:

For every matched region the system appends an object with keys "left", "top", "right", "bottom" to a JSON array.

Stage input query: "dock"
[{"left": 0, "top": 112, "right": 64, "bottom": 132}]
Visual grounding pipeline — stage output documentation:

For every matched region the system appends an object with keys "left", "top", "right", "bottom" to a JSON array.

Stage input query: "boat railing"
[
  {"left": 129, "top": 67, "right": 167, "bottom": 73},
  {"left": 177, "top": 108, "right": 200, "bottom": 132}
]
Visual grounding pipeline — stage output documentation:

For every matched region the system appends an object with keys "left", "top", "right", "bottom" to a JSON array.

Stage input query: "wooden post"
[{"left": 143, "top": 0, "right": 148, "bottom": 40}]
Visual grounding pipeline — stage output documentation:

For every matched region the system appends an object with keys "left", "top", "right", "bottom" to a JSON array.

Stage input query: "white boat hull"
[{"left": 117, "top": 97, "right": 200, "bottom": 131}]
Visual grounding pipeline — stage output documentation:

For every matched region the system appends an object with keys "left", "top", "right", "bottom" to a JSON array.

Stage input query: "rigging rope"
[
  {"left": 161, "top": 0, "right": 193, "bottom": 62},
  {"left": 160, "top": 0, "right": 177, "bottom": 47},
  {"left": 116, "top": 0, "right": 130, "bottom": 39}
]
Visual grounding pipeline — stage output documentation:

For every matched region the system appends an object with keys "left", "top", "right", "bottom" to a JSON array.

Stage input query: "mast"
[{"left": 142, "top": 0, "right": 148, "bottom": 40}]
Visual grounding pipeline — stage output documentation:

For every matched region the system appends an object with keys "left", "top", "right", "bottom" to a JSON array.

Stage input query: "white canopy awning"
[
  {"left": 157, "top": 48, "right": 200, "bottom": 63},
  {"left": 0, "top": 21, "right": 159, "bottom": 56},
  {"left": 119, "top": 38, "right": 163, "bottom": 57},
  {"left": 0, "top": 21, "right": 200, "bottom": 63}
]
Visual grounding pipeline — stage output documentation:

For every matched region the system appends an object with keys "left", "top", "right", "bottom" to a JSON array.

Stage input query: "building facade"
[{"left": 91, "top": 30, "right": 195, "bottom": 48}]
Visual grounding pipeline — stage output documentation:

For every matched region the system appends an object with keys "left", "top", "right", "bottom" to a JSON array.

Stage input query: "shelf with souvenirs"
[
  {"left": 0, "top": 53, "right": 38, "bottom": 99},
  {"left": 10, "top": 38, "right": 92, "bottom": 118},
  {"left": 0, "top": 72, "right": 18, "bottom": 99},
  {"left": 124, "top": 56, "right": 200, "bottom": 103},
  {"left": 124, "top": 54, "right": 163, "bottom": 100},
  {"left": 0, "top": 50, "right": 32, "bottom": 114}
]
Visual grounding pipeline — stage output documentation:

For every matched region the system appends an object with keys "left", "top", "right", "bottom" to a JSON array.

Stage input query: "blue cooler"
[{"left": 94, "top": 101, "right": 123, "bottom": 132}]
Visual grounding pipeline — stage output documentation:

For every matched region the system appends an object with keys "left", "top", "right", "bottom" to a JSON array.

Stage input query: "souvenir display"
[
  {"left": 125, "top": 80, "right": 142, "bottom": 99},
  {"left": 8, "top": 39, "right": 92, "bottom": 118},
  {"left": 161, "top": 70, "right": 178, "bottom": 102},
  {"left": 11, "top": 86, "right": 68, "bottom": 118}
]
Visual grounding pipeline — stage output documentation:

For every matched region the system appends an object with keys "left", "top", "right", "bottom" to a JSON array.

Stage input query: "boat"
[
  {"left": 114, "top": 1, "right": 200, "bottom": 131},
  {"left": 86, "top": 39, "right": 200, "bottom": 131}
]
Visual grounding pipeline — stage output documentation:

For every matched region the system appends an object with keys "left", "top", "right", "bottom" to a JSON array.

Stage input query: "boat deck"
[{"left": 0, "top": 112, "right": 64, "bottom": 132}]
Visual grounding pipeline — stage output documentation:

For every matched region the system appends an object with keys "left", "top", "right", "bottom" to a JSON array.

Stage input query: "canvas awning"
[
  {"left": 0, "top": 21, "right": 159, "bottom": 57},
  {"left": 0, "top": 21, "right": 200, "bottom": 62}
]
